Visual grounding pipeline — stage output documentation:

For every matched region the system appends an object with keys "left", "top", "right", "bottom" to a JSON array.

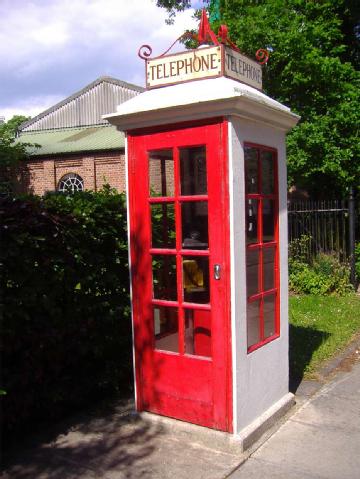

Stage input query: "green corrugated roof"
[{"left": 16, "top": 125, "right": 124, "bottom": 156}]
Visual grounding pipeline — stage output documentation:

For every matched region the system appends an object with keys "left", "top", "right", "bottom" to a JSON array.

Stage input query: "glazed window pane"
[
  {"left": 245, "top": 147, "right": 258, "bottom": 194},
  {"left": 152, "top": 255, "right": 177, "bottom": 301},
  {"left": 180, "top": 146, "right": 207, "bottom": 195},
  {"left": 151, "top": 203, "right": 176, "bottom": 249},
  {"left": 149, "top": 150, "right": 174, "bottom": 197},
  {"left": 154, "top": 306, "right": 179, "bottom": 352}
]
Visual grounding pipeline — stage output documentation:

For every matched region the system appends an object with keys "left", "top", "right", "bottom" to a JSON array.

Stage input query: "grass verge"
[{"left": 289, "top": 294, "right": 360, "bottom": 380}]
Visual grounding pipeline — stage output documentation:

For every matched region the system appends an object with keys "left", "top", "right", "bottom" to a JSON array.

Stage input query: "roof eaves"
[
  {"left": 18, "top": 124, "right": 114, "bottom": 136},
  {"left": 100, "top": 76, "right": 145, "bottom": 93},
  {"left": 27, "top": 146, "right": 124, "bottom": 157}
]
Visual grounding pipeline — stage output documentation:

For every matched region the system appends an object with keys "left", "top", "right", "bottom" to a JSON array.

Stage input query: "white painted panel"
[
  {"left": 228, "top": 121, "right": 245, "bottom": 435},
  {"left": 124, "top": 134, "right": 138, "bottom": 406},
  {"left": 229, "top": 117, "right": 290, "bottom": 434}
]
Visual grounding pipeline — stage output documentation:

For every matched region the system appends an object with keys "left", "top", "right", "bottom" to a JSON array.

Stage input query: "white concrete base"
[
  {"left": 235, "top": 392, "right": 295, "bottom": 451},
  {"left": 139, "top": 411, "right": 245, "bottom": 455},
  {"left": 138, "top": 392, "right": 294, "bottom": 454}
]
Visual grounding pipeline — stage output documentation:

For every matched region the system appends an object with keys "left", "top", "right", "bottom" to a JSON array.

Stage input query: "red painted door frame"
[
  {"left": 127, "top": 119, "right": 232, "bottom": 432},
  {"left": 245, "top": 143, "right": 280, "bottom": 353}
]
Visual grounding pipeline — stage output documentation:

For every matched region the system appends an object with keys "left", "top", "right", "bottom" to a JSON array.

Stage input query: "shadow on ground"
[
  {"left": 2, "top": 397, "right": 163, "bottom": 479},
  {"left": 289, "top": 324, "right": 330, "bottom": 393}
]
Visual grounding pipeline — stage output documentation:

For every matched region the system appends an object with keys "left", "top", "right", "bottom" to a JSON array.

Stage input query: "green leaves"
[
  {"left": 355, "top": 242, "right": 360, "bottom": 281},
  {"left": 221, "top": 1, "right": 360, "bottom": 195},
  {"left": 289, "top": 249, "right": 353, "bottom": 296},
  {"left": 0, "top": 115, "right": 41, "bottom": 194},
  {"left": 1, "top": 188, "right": 132, "bottom": 437},
  {"left": 156, "top": 0, "right": 360, "bottom": 196}
]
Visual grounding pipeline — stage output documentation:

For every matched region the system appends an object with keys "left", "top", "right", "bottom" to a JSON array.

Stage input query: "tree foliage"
[
  {"left": 156, "top": 0, "right": 193, "bottom": 23},
  {"left": 0, "top": 115, "right": 29, "bottom": 137},
  {"left": 0, "top": 116, "right": 30, "bottom": 167},
  {"left": 0, "top": 116, "right": 33, "bottom": 193},
  {"left": 156, "top": 0, "right": 360, "bottom": 197}
]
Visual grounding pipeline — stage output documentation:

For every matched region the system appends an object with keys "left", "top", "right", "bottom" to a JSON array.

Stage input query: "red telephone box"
[{"left": 105, "top": 15, "right": 299, "bottom": 444}]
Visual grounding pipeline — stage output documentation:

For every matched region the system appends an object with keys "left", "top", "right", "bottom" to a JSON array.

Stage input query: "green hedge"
[{"left": 1, "top": 188, "right": 132, "bottom": 436}]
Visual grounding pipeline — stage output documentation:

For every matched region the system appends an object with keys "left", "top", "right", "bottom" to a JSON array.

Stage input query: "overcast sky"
[{"left": 0, "top": 0, "right": 201, "bottom": 121}]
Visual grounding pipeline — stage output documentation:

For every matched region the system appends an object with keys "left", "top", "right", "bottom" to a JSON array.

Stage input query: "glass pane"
[
  {"left": 246, "top": 199, "right": 258, "bottom": 244},
  {"left": 247, "top": 300, "right": 260, "bottom": 348},
  {"left": 261, "top": 151, "right": 275, "bottom": 194},
  {"left": 149, "top": 149, "right": 174, "bottom": 197},
  {"left": 185, "top": 309, "right": 211, "bottom": 357},
  {"left": 154, "top": 306, "right": 178, "bottom": 352},
  {"left": 182, "top": 202, "right": 208, "bottom": 249},
  {"left": 263, "top": 199, "right": 275, "bottom": 242},
  {"left": 183, "top": 256, "right": 210, "bottom": 304},
  {"left": 152, "top": 255, "right": 177, "bottom": 301},
  {"left": 245, "top": 147, "right": 258, "bottom": 193},
  {"left": 180, "top": 146, "right": 207, "bottom": 195},
  {"left": 151, "top": 203, "right": 175, "bottom": 249},
  {"left": 264, "top": 295, "right": 276, "bottom": 339},
  {"left": 246, "top": 249, "right": 259, "bottom": 297},
  {"left": 263, "top": 247, "right": 275, "bottom": 291}
]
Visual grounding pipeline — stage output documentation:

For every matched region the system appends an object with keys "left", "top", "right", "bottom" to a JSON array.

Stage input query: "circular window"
[{"left": 58, "top": 173, "right": 84, "bottom": 193}]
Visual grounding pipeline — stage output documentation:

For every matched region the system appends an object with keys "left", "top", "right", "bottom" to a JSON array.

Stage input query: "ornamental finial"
[{"left": 198, "top": 8, "right": 219, "bottom": 45}]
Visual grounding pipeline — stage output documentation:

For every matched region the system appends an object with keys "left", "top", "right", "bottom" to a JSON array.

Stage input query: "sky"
[{"left": 0, "top": 0, "right": 201, "bottom": 121}]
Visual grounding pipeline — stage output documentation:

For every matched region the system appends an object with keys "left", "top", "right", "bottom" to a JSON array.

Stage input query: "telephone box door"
[{"left": 128, "top": 120, "right": 231, "bottom": 431}]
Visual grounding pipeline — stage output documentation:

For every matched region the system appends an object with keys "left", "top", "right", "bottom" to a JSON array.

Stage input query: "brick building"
[{"left": 16, "top": 77, "right": 144, "bottom": 195}]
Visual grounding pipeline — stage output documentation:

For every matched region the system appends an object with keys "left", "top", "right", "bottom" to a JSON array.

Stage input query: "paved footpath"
[
  {"left": 2, "top": 345, "right": 360, "bottom": 479},
  {"left": 230, "top": 350, "right": 360, "bottom": 479}
]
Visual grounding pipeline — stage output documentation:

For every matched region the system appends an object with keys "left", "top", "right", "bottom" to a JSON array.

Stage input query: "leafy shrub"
[
  {"left": 355, "top": 242, "right": 360, "bottom": 282},
  {"left": 288, "top": 234, "right": 312, "bottom": 264},
  {"left": 289, "top": 248, "right": 353, "bottom": 296},
  {"left": 1, "top": 188, "right": 131, "bottom": 437}
]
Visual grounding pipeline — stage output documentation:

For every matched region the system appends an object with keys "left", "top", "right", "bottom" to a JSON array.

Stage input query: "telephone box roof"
[{"left": 104, "top": 76, "right": 299, "bottom": 132}]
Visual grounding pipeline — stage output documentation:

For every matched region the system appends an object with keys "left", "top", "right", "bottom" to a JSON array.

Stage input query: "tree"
[
  {"left": 0, "top": 116, "right": 32, "bottom": 193},
  {"left": 156, "top": 0, "right": 193, "bottom": 23},
  {"left": 156, "top": 0, "right": 360, "bottom": 197},
  {"left": 0, "top": 116, "right": 30, "bottom": 167},
  {"left": 0, "top": 115, "right": 29, "bottom": 137}
]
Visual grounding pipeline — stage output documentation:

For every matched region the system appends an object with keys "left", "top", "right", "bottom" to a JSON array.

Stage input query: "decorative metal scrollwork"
[
  {"left": 138, "top": 8, "right": 270, "bottom": 67},
  {"left": 255, "top": 49, "right": 269, "bottom": 65},
  {"left": 138, "top": 44, "right": 153, "bottom": 60},
  {"left": 138, "top": 32, "right": 196, "bottom": 61}
]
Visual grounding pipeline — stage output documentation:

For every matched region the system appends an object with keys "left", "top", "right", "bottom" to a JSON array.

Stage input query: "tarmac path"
[
  {"left": 230, "top": 350, "right": 360, "bottom": 479},
  {"left": 2, "top": 345, "right": 359, "bottom": 479}
]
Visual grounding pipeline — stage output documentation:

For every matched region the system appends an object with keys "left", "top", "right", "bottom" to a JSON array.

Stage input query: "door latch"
[{"left": 214, "top": 264, "right": 221, "bottom": 280}]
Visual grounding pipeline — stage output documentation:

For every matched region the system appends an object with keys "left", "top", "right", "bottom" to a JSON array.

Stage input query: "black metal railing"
[
  {"left": 288, "top": 199, "right": 349, "bottom": 262},
  {"left": 288, "top": 190, "right": 358, "bottom": 286}
]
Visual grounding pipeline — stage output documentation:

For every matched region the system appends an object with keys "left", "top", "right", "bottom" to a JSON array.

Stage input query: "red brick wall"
[
  {"left": 18, "top": 151, "right": 126, "bottom": 195},
  {"left": 13, "top": 160, "right": 45, "bottom": 196},
  {"left": 95, "top": 155, "right": 126, "bottom": 192}
]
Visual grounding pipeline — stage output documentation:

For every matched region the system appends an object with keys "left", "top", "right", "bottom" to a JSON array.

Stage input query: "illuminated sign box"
[{"left": 146, "top": 45, "right": 262, "bottom": 90}]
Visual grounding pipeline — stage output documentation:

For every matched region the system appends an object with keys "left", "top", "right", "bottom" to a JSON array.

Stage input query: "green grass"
[{"left": 289, "top": 294, "right": 360, "bottom": 379}]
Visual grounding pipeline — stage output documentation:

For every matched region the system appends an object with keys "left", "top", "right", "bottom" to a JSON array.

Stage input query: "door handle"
[{"left": 214, "top": 264, "right": 221, "bottom": 280}]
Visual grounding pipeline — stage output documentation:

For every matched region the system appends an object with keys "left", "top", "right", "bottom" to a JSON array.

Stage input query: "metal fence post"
[{"left": 348, "top": 186, "right": 356, "bottom": 288}]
